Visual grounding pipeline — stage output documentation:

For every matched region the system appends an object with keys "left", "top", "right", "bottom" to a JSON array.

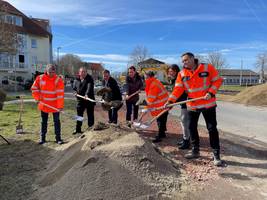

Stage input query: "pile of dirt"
[
  {"left": 33, "top": 125, "right": 182, "bottom": 200},
  {"left": 229, "top": 83, "right": 267, "bottom": 106}
]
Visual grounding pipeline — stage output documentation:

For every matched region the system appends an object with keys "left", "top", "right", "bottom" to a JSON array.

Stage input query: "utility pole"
[
  {"left": 239, "top": 59, "right": 243, "bottom": 86},
  {"left": 57, "top": 46, "right": 61, "bottom": 74}
]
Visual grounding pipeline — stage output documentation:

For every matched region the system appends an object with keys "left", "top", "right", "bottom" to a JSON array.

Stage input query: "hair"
[
  {"left": 103, "top": 69, "right": 110, "bottom": 74},
  {"left": 79, "top": 67, "right": 87, "bottom": 71},
  {"left": 181, "top": 52, "right": 195, "bottom": 58},
  {"left": 128, "top": 66, "right": 136, "bottom": 71},
  {"left": 46, "top": 64, "right": 56, "bottom": 71},
  {"left": 167, "top": 64, "right": 180, "bottom": 73}
]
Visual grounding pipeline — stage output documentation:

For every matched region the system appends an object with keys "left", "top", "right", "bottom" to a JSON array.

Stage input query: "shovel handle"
[
  {"left": 149, "top": 109, "right": 169, "bottom": 124},
  {"left": 39, "top": 101, "right": 61, "bottom": 112},
  {"left": 125, "top": 90, "right": 140, "bottom": 101},
  {"left": 75, "top": 94, "right": 105, "bottom": 103}
]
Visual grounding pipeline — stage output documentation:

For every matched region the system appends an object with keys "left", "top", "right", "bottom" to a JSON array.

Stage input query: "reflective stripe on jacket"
[
  {"left": 31, "top": 73, "right": 64, "bottom": 113},
  {"left": 145, "top": 77, "right": 169, "bottom": 116},
  {"left": 168, "top": 63, "right": 222, "bottom": 110}
]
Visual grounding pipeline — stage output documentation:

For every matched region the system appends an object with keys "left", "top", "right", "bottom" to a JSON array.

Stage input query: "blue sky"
[{"left": 7, "top": 0, "right": 267, "bottom": 72}]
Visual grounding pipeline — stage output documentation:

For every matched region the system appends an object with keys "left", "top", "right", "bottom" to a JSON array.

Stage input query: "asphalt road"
[{"left": 170, "top": 101, "right": 267, "bottom": 144}]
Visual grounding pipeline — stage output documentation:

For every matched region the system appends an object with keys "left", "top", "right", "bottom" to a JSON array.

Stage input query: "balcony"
[{"left": 0, "top": 62, "right": 28, "bottom": 72}]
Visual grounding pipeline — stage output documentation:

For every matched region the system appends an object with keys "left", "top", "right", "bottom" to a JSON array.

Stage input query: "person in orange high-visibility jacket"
[
  {"left": 31, "top": 64, "right": 64, "bottom": 145},
  {"left": 144, "top": 71, "right": 169, "bottom": 143},
  {"left": 166, "top": 52, "right": 223, "bottom": 166}
]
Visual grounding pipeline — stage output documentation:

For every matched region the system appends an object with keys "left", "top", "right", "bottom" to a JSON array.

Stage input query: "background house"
[
  {"left": 0, "top": 0, "right": 52, "bottom": 90},
  {"left": 218, "top": 69, "right": 260, "bottom": 86},
  {"left": 137, "top": 58, "right": 169, "bottom": 82}
]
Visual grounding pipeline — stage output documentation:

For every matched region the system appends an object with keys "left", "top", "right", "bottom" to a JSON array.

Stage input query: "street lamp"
[{"left": 57, "top": 46, "right": 62, "bottom": 74}]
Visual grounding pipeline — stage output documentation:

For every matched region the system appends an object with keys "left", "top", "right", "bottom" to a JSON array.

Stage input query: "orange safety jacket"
[
  {"left": 145, "top": 77, "right": 169, "bottom": 116},
  {"left": 31, "top": 73, "right": 64, "bottom": 113},
  {"left": 168, "top": 63, "right": 222, "bottom": 110}
]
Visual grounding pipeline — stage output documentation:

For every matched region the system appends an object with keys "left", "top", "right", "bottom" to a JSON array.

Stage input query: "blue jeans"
[{"left": 41, "top": 111, "right": 61, "bottom": 142}]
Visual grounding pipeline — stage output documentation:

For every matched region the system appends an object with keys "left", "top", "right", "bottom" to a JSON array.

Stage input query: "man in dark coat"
[
  {"left": 102, "top": 69, "right": 122, "bottom": 124},
  {"left": 73, "top": 67, "right": 95, "bottom": 134},
  {"left": 125, "top": 66, "right": 143, "bottom": 126}
]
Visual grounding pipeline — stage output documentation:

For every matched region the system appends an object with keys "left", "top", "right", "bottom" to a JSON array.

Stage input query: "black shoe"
[
  {"left": 178, "top": 139, "right": 190, "bottom": 150},
  {"left": 213, "top": 149, "right": 222, "bottom": 166},
  {"left": 38, "top": 140, "right": 46, "bottom": 145},
  {"left": 72, "top": 131, "right": 83, "bottom": 135},
  {"left": 56, "top": 140, "right": 64, "bottom": 145},
  {"left": 177, "top": 140, "right": 184, "bottom": 146},
  {"left": 152, "top": 136, "right": 162, "bottom": 143},
  {"left": 185, "top": 149, "right": 200, "bottom": 159}
]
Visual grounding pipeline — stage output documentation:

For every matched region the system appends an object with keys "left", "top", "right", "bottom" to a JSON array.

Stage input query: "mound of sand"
[
  {"left": 33, "top": 126, "right": 182, "bottom": 200},
  {"left": 229, "top": 83, "right": 267, "bottom": 106}
]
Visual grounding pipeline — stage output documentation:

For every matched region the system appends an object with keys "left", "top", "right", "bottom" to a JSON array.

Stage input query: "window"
[
  {"left": 32, "top": 56, "right": 37, "bottom": 64},
  {"left": 31, "top": 39, "right": 37, "bottom": 48},
  {"left": 19, "top": 55, "right": 24, "bottom": 63},
  {"left": 4, "top": 15, "right": 22, "bottom": 26},
  {"left": 14, "top": 16, "right": 22, "bottom": 26}
]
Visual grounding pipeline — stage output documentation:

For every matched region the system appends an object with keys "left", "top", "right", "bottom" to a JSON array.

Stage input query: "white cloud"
[
  {"left": 75, "top": 53, "right": 129, "bottom": 62},
  {"left": 6, "top": 0, "right": 249, "bottom": 26}
]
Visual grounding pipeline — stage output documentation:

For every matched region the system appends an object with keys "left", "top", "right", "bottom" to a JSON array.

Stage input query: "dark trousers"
[
  {"left": 156, "top": 112, "right": 168, "bottom": 137},
  {"left": 187, "top": 107, "right": 220, "bottom": 151},
  {"left": 108, "top": 107, "right": 120, "bottom": 124},
  {"left": 41, "top": 111, "right": 61, "bottom": 141},
  {"left": 126, "top": 101, "right": 139, "bottom": 121},
  {"left": 76, "top": 103, "right": 94, "bottom": 132}
]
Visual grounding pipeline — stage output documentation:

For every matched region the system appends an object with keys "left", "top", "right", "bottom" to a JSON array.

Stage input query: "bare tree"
[
  {"left": 58, "top": 54, "right": 83, "bottom": 76},
  {"left": 195, "top": 54, "right": 206, "bottom": 64},
  {"left": 0, "top": 4, "right": 19, "bottom": 54},
  {"left": 205, "top": 51, "right": 227, "bottom": 70},
  {"left": 255, "top": 52, "right": 267, "bottom": 83},
  {"left": 128, "top": 45, "right": 150, "bottom": 67}
]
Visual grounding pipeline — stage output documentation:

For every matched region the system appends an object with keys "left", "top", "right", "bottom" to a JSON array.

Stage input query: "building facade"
[
  {"left": 218, "top": 69, "right": 260, "bottom": 86},
  {"left": 138, "top": 58, "right": 169, "bottom": 82},
  {"left": 0, "top": 0, "right": 52, "bottom": 89}
]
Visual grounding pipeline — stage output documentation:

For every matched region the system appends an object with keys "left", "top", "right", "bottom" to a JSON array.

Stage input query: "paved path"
[{"left": 170, "top": 101, "right": 267, "bottom": 144}]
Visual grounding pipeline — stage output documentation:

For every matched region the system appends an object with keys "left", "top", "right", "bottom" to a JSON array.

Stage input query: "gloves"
[{"left": 141, "top": 108, "right": 148, "bottom": 113}]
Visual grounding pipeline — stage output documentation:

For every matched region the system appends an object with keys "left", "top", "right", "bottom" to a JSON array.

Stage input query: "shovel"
[
  {"left": 39, "top": 101, "right": 84, "bottom": 121},
  {"left": 134, "top": 96, "right": 205, "bottom": 129},
  {"left": 75, "top": 94, "right": 105, "bottom": 103},
  {"left": 16, "top": 95, "right": 24, "bottom": 134},
  {"left": 132, "top": 109, "right": 149, "bottom": 128},
  {"left": 133, "top": 109, "right": 169, "bottom": 129},
  {"left": 0, "top": 129, "right": 11, "bottom": 145}
]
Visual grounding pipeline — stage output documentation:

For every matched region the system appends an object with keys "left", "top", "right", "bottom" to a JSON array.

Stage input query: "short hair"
[
  {"left": 128, "top": 66, "right": 136, "bottom": 71},
  {"left": 181, "top": 52, "right": 195, "bottom": 58},
  {"left": 145, "top": 71, "right": 155, "bottom": 77},
  {"left": 79, "top": 67, "right": 87, "bottom": 71},
  {"left": 168, "top": 64, "right": 180, "bottom": 73},
  {"left": 46, "top": 64, "right": 56, "bottom": 70},
  {"left": 103, "top": 69, "right": 110, "bottom": 74}
]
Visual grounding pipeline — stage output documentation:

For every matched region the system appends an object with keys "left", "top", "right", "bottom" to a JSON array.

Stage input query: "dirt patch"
[
  {"left": 33, "top": 126, "right": 182, "bottom": 200},
  {"left": 0, "top": 139, "right": 52, "bottom": 200},
  {"left": 219, "top": 83, "right": 267, "bottom": 106}
]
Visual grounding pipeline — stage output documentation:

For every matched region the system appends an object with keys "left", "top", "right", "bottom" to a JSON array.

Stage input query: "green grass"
[
  {"left": 0, "top": 99, "right": 78, "bottom": 145},
  {"left": 219, "top": 85, "right": 247, "bottom": 92},
  {"left": 5, "top": 93, "right": 33, "bottom": 101}
]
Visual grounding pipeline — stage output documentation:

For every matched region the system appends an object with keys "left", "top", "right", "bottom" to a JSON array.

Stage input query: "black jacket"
[
  {"left": 102, "top": 77, "right": 122, "bottom": 101},
  {"left": 125, "top": 73, "right": 143, "bottom": 103},
  {"left": 73, "top": 74, "right": 95, "bottom": 104}
]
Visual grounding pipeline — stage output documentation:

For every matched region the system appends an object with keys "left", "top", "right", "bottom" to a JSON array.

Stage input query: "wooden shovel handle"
[
  {"left": 125, "top": 90, "right": 140, "bottom": 101},
  {"left": 149, "top": 109, "right": 169, "bottom": 124}
]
